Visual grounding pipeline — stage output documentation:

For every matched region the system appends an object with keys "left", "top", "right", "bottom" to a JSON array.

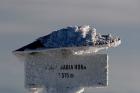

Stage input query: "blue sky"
[{"left": 0, "top": 0, "right": 140, "bottom": 93}]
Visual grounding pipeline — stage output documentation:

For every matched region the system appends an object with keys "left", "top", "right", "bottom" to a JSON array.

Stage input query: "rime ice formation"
[
  {"left": 14, "top": 25, "right": 121, "bottom": 53},
  {"left": 38, "top": 25, "right": 97, "bottom": 48},
  {"left": 38, "top": 25, "right": 121, "bottom": 49}
]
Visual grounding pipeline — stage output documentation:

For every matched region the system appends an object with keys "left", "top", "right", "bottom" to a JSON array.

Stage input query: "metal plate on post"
[{"left": 25, "top": 52, "right": 108, "bottom": 90}]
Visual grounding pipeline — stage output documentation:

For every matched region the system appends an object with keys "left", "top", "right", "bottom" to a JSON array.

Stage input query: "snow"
[
  {"left": 38, "top": 25, "right": 98, "bottom": 48},
  {"left": 14, "top": 25, "right": 121, "bottom": 53}
]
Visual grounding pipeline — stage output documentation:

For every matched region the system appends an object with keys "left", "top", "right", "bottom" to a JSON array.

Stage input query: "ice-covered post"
[{"left": 13, "top": 25, "right": 121, "bottom": 93}]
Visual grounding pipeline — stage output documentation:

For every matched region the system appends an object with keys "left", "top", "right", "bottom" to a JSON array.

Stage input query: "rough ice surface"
[
  {"left": 14, "top": 25, "right": 121, "bottom": 54},
  {"left": 38, "top": 25, "right": 108, "bottom": 48}
]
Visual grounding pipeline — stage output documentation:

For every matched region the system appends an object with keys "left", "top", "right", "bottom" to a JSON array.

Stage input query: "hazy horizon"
[{"left": 0, "top": 0, "right": 140, "bottom": 93}]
